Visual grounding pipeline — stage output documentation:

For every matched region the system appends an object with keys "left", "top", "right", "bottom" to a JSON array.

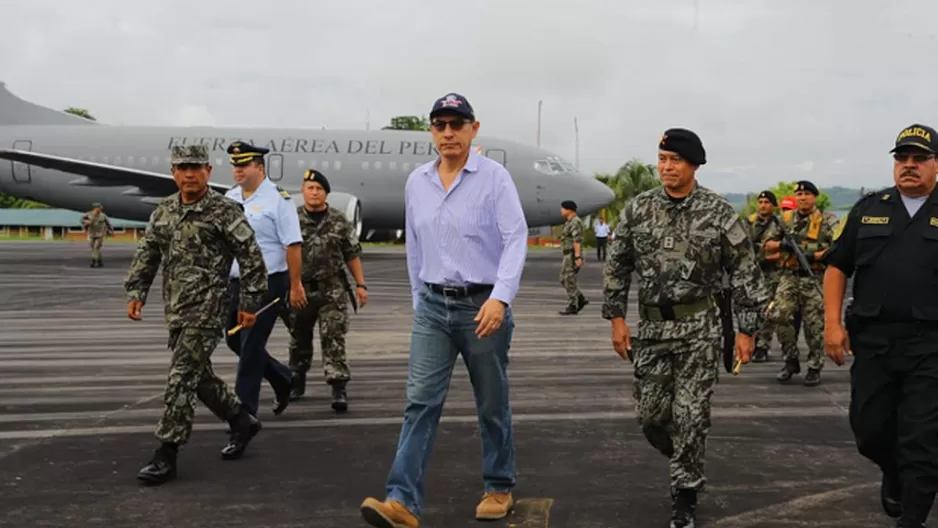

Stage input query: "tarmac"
[{"left": 0, "top": 240, "right": 902, "bottom": 527}]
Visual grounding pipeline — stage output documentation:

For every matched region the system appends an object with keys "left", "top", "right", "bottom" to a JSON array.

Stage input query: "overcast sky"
[{"left": 1, "top": 0, "right": 936, "bottom": 193}]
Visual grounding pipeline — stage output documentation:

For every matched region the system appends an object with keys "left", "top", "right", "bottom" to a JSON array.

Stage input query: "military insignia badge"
[
  {"left": 832, "top": 216, "right": 847, "bottom": 241},
  {"left": 660, "top": 134, "right": 667, "bottom": 146}
]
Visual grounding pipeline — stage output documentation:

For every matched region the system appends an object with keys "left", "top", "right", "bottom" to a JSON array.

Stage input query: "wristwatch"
[{"left": 356, "top": 284, "right": 367, "bottom": 290}]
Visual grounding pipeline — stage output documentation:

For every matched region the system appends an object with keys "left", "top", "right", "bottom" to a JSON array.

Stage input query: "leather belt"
[
  {"left": 639, "top": 298, "right": 712, "bottom": 321},
  {"left": 426, "top": 283, "right": 493, "bottom": 297}
]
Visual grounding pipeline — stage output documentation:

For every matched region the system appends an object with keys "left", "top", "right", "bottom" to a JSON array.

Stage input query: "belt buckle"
[{"left": 441, "top": 286, "right": 464, "bottom": 296}]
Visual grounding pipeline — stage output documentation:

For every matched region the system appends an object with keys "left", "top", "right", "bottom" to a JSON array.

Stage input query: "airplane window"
[
  {"left": 127, "top": 156, "right": 134, "bottom": 165},
  {"left": 362, "top": 162, "right": 369, "bottom": 170},
  {"left": 115, "top": 156, "right": 122, "bottom": 165},
  {"left": 390, "top": 161, "right": 398, "bottom": 170},
  {"left": 152, "top": 157, "right": 159, "bottom": 166},
  {"left": 334, "top": 160, "right": 342, "bottom": 170},
  {"left": 321, "top": 160, "right": 329, "bottom": 169},
  {"left": 374, "top": 161, "right": 382, "bottom": 170},
  {"left": 298, "top": 160, "right": 305, "bottom": 167},
  {"left": 403, "top": 162, "right": 410, "bottom": 171},
  {"left": 102, "top": 157, "right": 109, "bottom": 163}
]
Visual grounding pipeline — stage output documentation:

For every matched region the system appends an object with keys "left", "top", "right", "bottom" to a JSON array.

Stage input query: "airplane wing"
[{"left": 0, "top": 148, "right": 230, "bottom": 205}]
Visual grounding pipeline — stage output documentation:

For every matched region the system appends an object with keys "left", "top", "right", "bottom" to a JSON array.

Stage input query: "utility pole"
[
  {"left": 536, "top": 100, "right": 542, "bottom": 148},
  {"left": 573, "top": 116, "right": 580, "bottom": 169},
  {"left": 366, "top": 109, "right": 370, "bottom": 130}
]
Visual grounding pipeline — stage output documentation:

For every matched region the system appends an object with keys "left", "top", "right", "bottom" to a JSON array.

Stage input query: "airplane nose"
[{"left": 576, "top": 177, "right": 616, "bottom": 216}]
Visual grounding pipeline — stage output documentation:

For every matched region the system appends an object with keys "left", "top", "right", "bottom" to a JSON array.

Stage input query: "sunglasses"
[
  {"left": 894, "top": 152, "right": 935, "bottom": 163},
  {"left": 430, "top": 118, "right": 471, "bottom": 131}
]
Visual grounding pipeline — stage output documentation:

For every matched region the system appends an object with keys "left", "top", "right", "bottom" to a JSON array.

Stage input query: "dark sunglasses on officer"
[
  {"left": 894, "top": 151, "right": 936, "bottom": 164},
  {"left": 430, "top": 118, "right": 472, "bottom": 132}
]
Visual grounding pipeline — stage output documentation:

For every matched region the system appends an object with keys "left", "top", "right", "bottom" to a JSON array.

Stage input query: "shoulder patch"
[
  {"left": 724, "top": 215, "right": 748, "bottom": 246},
  {"left": 227, "top": 217, "right": 254, "bottom": 243}
]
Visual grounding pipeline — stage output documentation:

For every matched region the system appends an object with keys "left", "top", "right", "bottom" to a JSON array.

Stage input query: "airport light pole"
[
  {"left": 537, "top": 100, "right": 542, "bottom": 148},
  {"left": 574, "top": 116, "right": 580, "bottom": 169}
]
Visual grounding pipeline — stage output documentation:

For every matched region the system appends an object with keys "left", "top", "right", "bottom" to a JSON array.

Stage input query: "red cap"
[{"left": 780, "top": 196, "right": 797, "bottom": 210}]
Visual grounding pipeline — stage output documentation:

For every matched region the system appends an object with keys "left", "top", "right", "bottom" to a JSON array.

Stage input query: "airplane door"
[
  {"left": 11, "top": 140, "right": 32, "bottom": 183},
  {"left": 267, "top": 153, "right": 283, "bottom": 182},
  {"left": 485, "top": 149, "right": 507, "bottom": 167}
]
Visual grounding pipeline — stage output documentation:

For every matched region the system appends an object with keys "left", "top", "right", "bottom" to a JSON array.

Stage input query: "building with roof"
[{"left": 0, "top": 209, "right": 148, "bottom": 241}]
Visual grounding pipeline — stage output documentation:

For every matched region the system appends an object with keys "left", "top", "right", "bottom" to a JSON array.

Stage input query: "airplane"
[{"left": 0, "top": 81, "right": 615, "bottom": 239}]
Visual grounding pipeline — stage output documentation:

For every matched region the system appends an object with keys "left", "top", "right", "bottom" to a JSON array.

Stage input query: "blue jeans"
[
  {"left": 225, "top": 272, "right": 293, "bottom": 416},
  {"left": 384, "top": 285, "right": 517, "bottom": 518}
]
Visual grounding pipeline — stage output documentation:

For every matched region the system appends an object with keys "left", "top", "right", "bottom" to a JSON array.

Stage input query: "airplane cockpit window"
[{"left": 533, "top": 156, "right": 579, "bottom": 175}]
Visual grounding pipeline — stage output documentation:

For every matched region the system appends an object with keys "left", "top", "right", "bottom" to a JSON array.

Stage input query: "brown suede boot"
[
  {"left": 475, "top": 492, "right": 514, "bottom": 520},
  {"left": 360, "top": 497, "right": 419, "bottom": 528}
]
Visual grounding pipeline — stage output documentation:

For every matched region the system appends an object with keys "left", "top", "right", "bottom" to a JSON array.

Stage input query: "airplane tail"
[{"left": 0, "top": 81, "right": 98, "bottom": 126}]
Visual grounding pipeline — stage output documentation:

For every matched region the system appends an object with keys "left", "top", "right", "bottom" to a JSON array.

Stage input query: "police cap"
[
  {"left": 302, "top": 169, "right": 331, "bottom": 193},
  {"left": 794, "top": 180, "right": 819, "bottom": 196},
  {"left": 659, "top": 128, "right": 706, "bottom": 166},
  {"left": 227, "top": 141, "right": 269, "bottom": 166},
  {"left": 890, "top": 124, "right": 938, "bottom": 154},
  {"left": 757, "top": 190, "right": 777, "bottom": 206},
  {"left": 429, "top": 93, "right": 475, "bottom": 121}
]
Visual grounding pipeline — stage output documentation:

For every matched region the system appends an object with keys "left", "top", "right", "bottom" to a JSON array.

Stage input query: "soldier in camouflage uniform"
[
  {"left": 80, "top": 202, "right": 113, "bottom": 267},
  {"left": 124, "top": 144, "right": 268, "bottom": 486},
  {"left": 602, "top": 128, "right": 769, "bottom": 527},
  {"left": 762, "top": 180, "right": 839, "bottom": 387},
  {"left": 284, "top": 169, "right": 367, "bottom": 411},
  {"left": 558, "top": 200, "right": 588, "bottom": 314},
  {"left": 744, "top": 190, "right": 784, "bottom": 362}
]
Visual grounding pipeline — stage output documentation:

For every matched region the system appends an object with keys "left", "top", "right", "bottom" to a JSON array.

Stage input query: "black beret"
[
  {"left": 890, "top": 123, "right": 938, "bottom": 154},
  {"left": 794, "top": 180, "right": 819, "bottom": 196},
  {"left": 757, "top": 190, "right": 778, "bottom": 206},
  {"left": 561, "top": 200, "right": 577, "bottom": 211},
  {"left": 227, "top": 141, "right": 269, "bottom": 166},
  {"left": 659, "top": 128, "right": 706, "bottom": 166},
  {"left": 303, "top": 169, "right": 331, "bottom": 193}
]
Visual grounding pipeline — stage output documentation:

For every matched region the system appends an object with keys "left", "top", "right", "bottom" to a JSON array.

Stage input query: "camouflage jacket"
[
  {"left": 764, "top": 207, "right": 839, "bottom": 273},
  {"left": 560, "top": 216, "right": 584, "bottom": 253},
  {"left": 124, "top": 190, "right": 269, "bottom": 329},
  {"left": 297, "top": 205, "right": 362, "bottom": 285},
  {"left": 601, "top": 184, "right": 770, "bottom": 339},
  {"left": 745, "top": 212, "right": 777, "bottom": 272},
  {"left": 81, "top": 211, "right": 113, "bottom": 238}
]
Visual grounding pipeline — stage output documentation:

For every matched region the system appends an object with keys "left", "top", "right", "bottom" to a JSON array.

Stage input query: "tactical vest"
[
  {"left": 779, "top": 209, "right": 826, "bottom": 272},
  {"left": 850, "top": 190, "right": 938, "bottom": 322}
]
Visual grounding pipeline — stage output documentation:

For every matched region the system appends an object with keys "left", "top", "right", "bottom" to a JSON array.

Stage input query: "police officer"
[
  {"left": 223, "top": 141, "right": 302, "bottom": 418},
  {"left": 825, "top": 123, "right": 938, "bottom": 528},
  {"left": 745, "top": 190, "right": 781, "bottom": 362},
  {"left": 558, "top": 200, "right": 588, "bottom": 315},
  {"left": 285, "top": 169, "right": 367, "bottom": 411}
]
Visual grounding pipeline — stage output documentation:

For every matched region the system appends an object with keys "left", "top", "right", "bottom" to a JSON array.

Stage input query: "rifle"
[
  {"left": 339, "top": 272, "right": 358, "bottom": 314},
  {"left": 716, "top": 287, "right": 737, "bottom": 374},
  {"left": 769, "top": 215, "right": 823, "bottom": 297}
]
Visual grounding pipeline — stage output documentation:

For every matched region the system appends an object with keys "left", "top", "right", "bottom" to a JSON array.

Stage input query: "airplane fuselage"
[{"left": 0, "top": 125, "right": 614, "bottom": 231}]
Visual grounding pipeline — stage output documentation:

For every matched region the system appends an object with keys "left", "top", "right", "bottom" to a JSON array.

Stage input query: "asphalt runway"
[{"left": 0, "top": 240, "right": 897, "bottom": 527}]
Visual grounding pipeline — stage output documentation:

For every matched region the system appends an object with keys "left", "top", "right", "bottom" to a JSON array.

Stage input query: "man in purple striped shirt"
[{"left": 360, "top": 93, "right": 528, "bottom": 528}]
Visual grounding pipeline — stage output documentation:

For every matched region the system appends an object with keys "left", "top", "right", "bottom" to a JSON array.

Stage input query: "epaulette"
[{"left": 276, "top": 185, "right": 290, "bottom": 200}]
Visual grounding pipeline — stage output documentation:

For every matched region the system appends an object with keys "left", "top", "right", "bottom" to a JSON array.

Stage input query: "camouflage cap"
[{"left": 171, "top": 144, "right": 210, "bottom": 165}]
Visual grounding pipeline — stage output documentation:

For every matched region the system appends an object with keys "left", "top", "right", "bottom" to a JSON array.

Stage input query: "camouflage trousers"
[
  {"left": 155, "top": 327, "right": 242, "bottom": 445},
  {"left": 632, "top": 336, "right": 718, "bottom": 491},
  {"left": 284, "top": 280, "right": 351, "bottom": 384},
  {"left": 90, "top": 237, "right": 103, "bottom": 260},
  {"left": 754, "top": 272, "right": 782, "bottom": 351},
  {"left": 767, "top": 272, "right": 825, "bottom": 371},
  {"left": 559, "top": 254, "right": 581, "bottom": 307}
]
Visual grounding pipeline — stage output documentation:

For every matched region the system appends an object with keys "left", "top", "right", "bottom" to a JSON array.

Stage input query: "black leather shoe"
[
  {"left": 558, "top": 306, "right": 578, "bottom": 315},
  {"left": 221, "top": 412, "right": 261, "bottom": 460},
  {"left": 272, "top": 378, "right": 291, "bottom": 416},
  {"left": 331, "top": 382, "right": 348, "bottom": 413},
  {"left": 137, "top": 445, "right": 177, "bottom": 485},
  {"left": 882, "top": 472, "right": 903, "bottom": 518}
]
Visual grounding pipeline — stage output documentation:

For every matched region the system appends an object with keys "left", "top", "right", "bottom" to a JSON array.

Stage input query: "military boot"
[
  {"left": 558, "top": 303, "right": 578, "bottom": 315},
  {"left": 220, "top": 410, "right": 262, "bottom": 460},
  {"left": 331, "top": 381, "right": 348, "bottom": 413},
  {"left": 670, "top": 488, "right": 697, "bottom": 528},
  {"left": 575, "top": 294, "right": 589, "bottom": 313},
  {"left": 137, "top": 443, "right": 177, "bottom": 485},
  {"left": 90, "top": 259, "right": 97, "bottom": 268},
  {"left": 803, "top": 368, "right": 821, "bottom": 387},
  {"left": 752, "top": 347, "right": 768, "bottom": 362},
  {"left": 776, "top": 358, "right": 801, "bottom": 383},
  {"left": 97, "top": 258, "right": 103, "bottom": 267},
  {"left": 289, "top": 371, "right": 306, "bottom": 401},
  {"left": 882, "top": 471, "right": 903, "bottom": 518}
]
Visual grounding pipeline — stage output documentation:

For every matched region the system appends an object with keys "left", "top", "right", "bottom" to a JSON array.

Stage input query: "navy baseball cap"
[{"left": 429, "top": 93, "right": 475, "bottom": 121}]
